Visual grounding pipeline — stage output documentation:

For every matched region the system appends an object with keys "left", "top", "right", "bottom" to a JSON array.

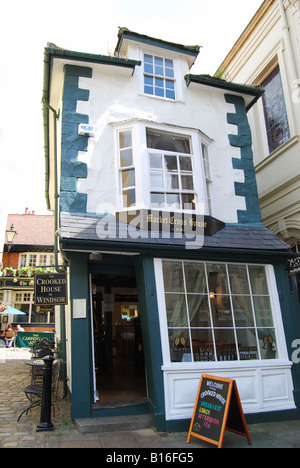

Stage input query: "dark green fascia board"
[
  {"left": 185, "top": 74, "right": 264, "bottom": 112},
  {"left": 42, "top": 47, "right": 141, "bottom": 210},
  {"left": 60, "top": 237, "right": 295, "bottom": 264},
  {"left": 115, "top": 28, "right": 200, "bottom": 59}
]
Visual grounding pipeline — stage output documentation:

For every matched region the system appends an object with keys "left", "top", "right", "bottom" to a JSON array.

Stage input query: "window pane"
[
  {"left": 179, "top": 157, "right": 192, "bottom": 171},
  {"left": 232, "top": 296, "right": 255, "bottom": 328},
  {"left": 122, "top": 169, "right": 135, "bottom": 188},
  {"left": 144, "top": 54, "right": 153, "bottom": 64},
  {"left": 236, "top": 329, "right": 259, "bottom": 360},
  {"left": 249, "top": 266, "right": 269, "bottom": 295},
  {"left": 191, "top": 329, "right": 215, "bottom": 362},
  {"left": 253, "top": 296, "right": 274, "bottom": 327},
  {"left": 163, "top": 261, "right": 184, "bottom": 292},
  {"left": 166, "top": 80, "right": 175, "bottom": 90},
  {"left": 165, "top": 294, "right": 187, "bottom": 327},
  {"left": 210, "top": 295, "right": 234, "bottom": 328},
  {"left": 151, "top": 173, "right": 164, "bottom": 189},
  {"left": 215, "top": 329, "right": 237, "bottom": 361},
  {"left": 164, "top": 155, "right": 178, "bottom": 171},
  {"left": 259, "top": 329, "right": 278, "bottom": 359},
  {"left": 166, "top": 89, "right": 175, "bottom": 100},
  {"left": 151, "top": 193, "right": 164, "bottom": 207},
  {"left": 184, "top": 262, "right": 207, "bottom": 293},
  {"left": 228, "top": 265, "right": 250, "bottom": 294},
  {"left": 182, "top": 194, "right": 196, "bottom": 210},
  {"left": 181, "top": 175, "right": 194, "bottom": 190},
  {"left": 155, "top": 87, "right": 164, "bottom": 97},
  {"left": 188, "top": 296, "right": 211, "bottom": 328},
  {"left": 150, "top": 153, "right": 162, "bottom": 170},
  {"left": 165, "top": 174, "right": 179, "bottom": 190},
  {"left": 207, "top": 264, "right": 229, "bottom": 295},
  {"left": 119, "top": 131, "right": 132, "bottom": 149},
  {"left": 166, "top": 193, "right": 180, "bottom": 209},
  {"left": 120, "top": 149, "right": 133, "bottom": 168},
  {"left": 122, "top": 189, "right": 136, "bottom": 207},
  {"left": 169, "top": 329, "right": 191, "bottom": 362},
  {"left": 144, "top": 85, "right": 154, "bottom": 95}
]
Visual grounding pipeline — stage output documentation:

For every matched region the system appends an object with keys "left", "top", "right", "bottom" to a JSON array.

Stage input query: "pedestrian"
[{"left": 4, "top": 325, "right": 15, "bottom": 348}]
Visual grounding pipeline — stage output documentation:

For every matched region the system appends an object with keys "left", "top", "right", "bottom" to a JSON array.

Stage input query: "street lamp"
[{"left": 5, "top": 225, "right": 17, "bottom": 252}]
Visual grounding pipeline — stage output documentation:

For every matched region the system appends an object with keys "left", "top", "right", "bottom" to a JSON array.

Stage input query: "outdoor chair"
[
  {"left": 18, "top": 359, "right": 62, "bottom": 422},
  {"left": 30, "top": 338, "right": 56, "bottom": 359}
]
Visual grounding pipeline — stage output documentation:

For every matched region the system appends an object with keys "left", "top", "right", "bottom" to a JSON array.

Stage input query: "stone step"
[{"left": 75, "top": 413, "right": 153, "bottom": 434}]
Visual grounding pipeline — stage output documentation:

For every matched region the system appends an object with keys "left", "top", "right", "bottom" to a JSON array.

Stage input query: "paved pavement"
[{"left": 1, "top": 348, "right": 300, "bottom": 449}]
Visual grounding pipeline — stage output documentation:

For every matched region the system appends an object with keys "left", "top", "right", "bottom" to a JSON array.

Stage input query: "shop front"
[{"left": 61, "top": 218, "right": 300, "bottom": 431}]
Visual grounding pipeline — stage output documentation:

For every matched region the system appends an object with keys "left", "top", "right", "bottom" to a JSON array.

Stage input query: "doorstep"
[{"left": 75, "top": 414, "right": 153, "bottom": 434}]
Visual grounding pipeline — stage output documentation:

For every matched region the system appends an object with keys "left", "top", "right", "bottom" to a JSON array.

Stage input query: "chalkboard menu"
[{"left": 187, "top": 375, "right": 251, "bottom": 448}]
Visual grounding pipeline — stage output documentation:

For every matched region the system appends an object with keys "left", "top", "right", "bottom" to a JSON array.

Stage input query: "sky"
[{"left": 0, "top": 0, "right": 263, "bottom": 245}]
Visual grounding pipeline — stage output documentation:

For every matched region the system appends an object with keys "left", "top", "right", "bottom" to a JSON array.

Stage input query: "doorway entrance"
[{"left": 91, "top": 274, "right": 147, "bottom": 408}]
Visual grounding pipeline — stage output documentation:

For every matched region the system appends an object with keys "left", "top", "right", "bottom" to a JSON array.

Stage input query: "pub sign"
[{"left": 34, "top": 273, "right": 68, "bottom": 306}]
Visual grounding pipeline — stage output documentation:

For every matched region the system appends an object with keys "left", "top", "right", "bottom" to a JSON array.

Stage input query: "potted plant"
[
  {"left": 3, "top": 267, "right": 16, "bottom": 277},
  {"left": 18, "top": 267, "right": 34, "bottom": 277}
]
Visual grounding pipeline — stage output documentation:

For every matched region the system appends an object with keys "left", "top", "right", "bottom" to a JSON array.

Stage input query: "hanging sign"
[
  {"left": 187, "top": 375, "right": 251, "bottom": 449},
  {"left": 34, "top": 273, "right": 68, "bottom": 306}
]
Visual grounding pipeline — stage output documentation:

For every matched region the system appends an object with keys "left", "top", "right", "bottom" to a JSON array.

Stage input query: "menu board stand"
[{"left": 187, "top": 375, "right": 251, "bottom": 449}]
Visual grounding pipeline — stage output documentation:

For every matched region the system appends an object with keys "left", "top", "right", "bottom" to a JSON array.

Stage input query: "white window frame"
[
  {"left": 18, "top": 253, "right": 55, "bottom": 269},
  {"left": 154, "top": 258, "right": 290, "bottom": 367}
]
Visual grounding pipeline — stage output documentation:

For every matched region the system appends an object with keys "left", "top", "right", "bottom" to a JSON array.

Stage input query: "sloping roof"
[
  {"left": 5, "top": 214, "right": 54, "bottom": 247},
  {"left": 59, "top": 213, "right": 289, "bottom": 255}
]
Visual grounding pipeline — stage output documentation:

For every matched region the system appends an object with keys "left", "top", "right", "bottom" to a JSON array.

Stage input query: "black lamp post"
[{"left": 5, "top": 225, "right": 17, "bottom": 252}]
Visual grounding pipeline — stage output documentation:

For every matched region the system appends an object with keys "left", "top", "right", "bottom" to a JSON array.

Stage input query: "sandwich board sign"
[{"left": 187, "top": 375, "right": 251, "bottom": 448}]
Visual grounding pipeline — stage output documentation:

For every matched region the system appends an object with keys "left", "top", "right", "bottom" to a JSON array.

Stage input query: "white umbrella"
[{"left": 0, "top": 306, "right": 26, "bottom": 315}]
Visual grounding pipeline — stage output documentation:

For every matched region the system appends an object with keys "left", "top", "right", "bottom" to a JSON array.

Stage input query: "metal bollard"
[{"left": 36, "top": 355, "right": 55, "bottom": 432}]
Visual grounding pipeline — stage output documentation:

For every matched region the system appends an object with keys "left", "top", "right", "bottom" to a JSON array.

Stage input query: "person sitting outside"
[{"left": 4, "top": 325, "right": 15, "bottom": 348}]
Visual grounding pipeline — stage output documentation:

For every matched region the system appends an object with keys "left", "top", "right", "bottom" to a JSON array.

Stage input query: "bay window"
[{"left": 160, "top": 260, "right": 279, "bottom": 363}]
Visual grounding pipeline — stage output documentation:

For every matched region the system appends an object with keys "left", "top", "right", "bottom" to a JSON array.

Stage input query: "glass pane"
[
  {"left": 184, "top": 262, "right": 207, "bottom": 294},
  {"left": 119, "top": 131, "right": 132, "bottom": 149},
  {"left": 166, "top": 193, "right": 180, "bottom": 209},
  {"left": 144, "top": 76, "right": 154, "bottom": 86},
  {"left": 165, "top": 294, "right": 187, "bottom": 327},
  {"left": 236, "top": 329, "right": 259, "bottom": 361},
  {"left": 165, "top": 174, "right": 179, "bottom": 190},
  {"left": 214, "top": 329, "right": 237, "bottom": 361},
  {"left": 165, "top": 68, "right": 174, "bottom": 78},
  {"left": 207, "top": 264, "right": 229, "bottom": 295},
  {"left": 259, "top": 329, "right": 278, "bottom": 359},
  {"left": 210, "top": 295, "right": 234, "bottom": 327},
  {"left": 188, "top": 295, "right": 211, "bottom": 328},
  {"left": 122, "top": 189, "right": 135, "bottom": 207},
  {"left": 181, "top": 175, "right": 194, "bottom": 190},
  {"left": 120, "top": 149, "right": 133, "bottom": 168},
  {"left": 191, "top": 329, "right": 215, "bottom": 362},
  {"left": 166, "top": 80, "right": 175, "bottom": 90},
  {"left": 164, "top": 155, "right": 178, "bottom": 171},
  {"left": 232, "top": 296, "right": 255, "bottom": 328},
  {"left": 144, "top": 64, "right": 153, "bottom": 74},
  {"left": 155, "top": 87, "right": 164, "bottom": 97},
  {"left": 182, "top": 194, "right": 196, "bottom": 210},
  {"left": 122, "top": 169, "right": 135, "bottom": 188},
  {"left": 144, "top": 85, "right": 153, "bottom": 95},
  {"left": 155, "top": 77, "right": 164, "bottom": 88},
  {"left": 144, "top": 54, "right": 153, "bottom": 64},
  {"left": 169, "top": 329, "right": 191, "bottom": 362},
  {"left": 166, "top": 89, "right": 175, "bottom": 100},
  {"left": 150, "top": 153, "right": 162, "bottom": 170},
  {"left": 151, "top": 193, "right": 164, "bottom": 207},
  {"left": 179, "top": 157, "right": 192, "bottom": 172},
  {"left": 163, "top": 261, "right": 184, "bottom": 292},
  {"left": 150, "top": 173, "right": 164, "bottom": 189},
  {"left": 253, "top": 296, "right": 274, "bottom": 327},
  {"left": 155, "top": 66, "right": 164, "bottom": 76},
  {"left": 228, "top": 265, "right": 250, "bottom": 295},
  {"left": 249, "top": 266, "right": 269, "bottom": 295}
]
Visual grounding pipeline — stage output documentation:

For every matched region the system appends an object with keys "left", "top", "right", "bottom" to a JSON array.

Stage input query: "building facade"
[
  {"left": 0, "top": 210, "right": 56, "bottom": 333},
  {"left": 43, "top": 28, "right": 300, "bottom": 431},
  {"left": 218, "top": 0, "right": 300, "bottom": 252}
]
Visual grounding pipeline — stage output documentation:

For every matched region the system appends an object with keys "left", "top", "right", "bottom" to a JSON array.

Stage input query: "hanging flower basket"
[{"left": 0, "top": 303, "right": 7, "bottom": 313}]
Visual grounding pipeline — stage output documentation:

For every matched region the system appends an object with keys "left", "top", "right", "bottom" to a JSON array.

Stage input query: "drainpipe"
[{"left": 278, "top": 0, "right": 300, "bottom": 80}]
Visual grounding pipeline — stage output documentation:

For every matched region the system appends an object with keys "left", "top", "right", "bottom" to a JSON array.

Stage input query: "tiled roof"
[
  {"left": 6, "top": 214, "right": 54, "bottom": 247},
  {"left": 59, "top": 213, "right": 289, "bottom": 252}
]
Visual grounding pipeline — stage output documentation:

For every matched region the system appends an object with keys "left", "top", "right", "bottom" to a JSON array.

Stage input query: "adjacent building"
[
  {"left": 43, "top": 27, "right": 300, "bottom": 431},
  {"left": 0, "top": 209, "right": 55, "bottom": 333}
]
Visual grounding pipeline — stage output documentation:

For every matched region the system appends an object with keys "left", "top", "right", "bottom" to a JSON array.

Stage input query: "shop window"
[
  {"left": 144, "top": 54, "right": 175, "bottom": 100},
  {"left": 119, "top": 130, "right": 136, "bottom": 208},
  {"left": 13, "top": 292, "right": 54, "bottom": 324},
  {"left": 261, "top": 65, "right": 290, "bottom": 153},
  {"left": 147, "top": 129, "right": 196, "bottom": 211},
  {"left": 161, "top": 260, "right": 278, "bottom": 363}
]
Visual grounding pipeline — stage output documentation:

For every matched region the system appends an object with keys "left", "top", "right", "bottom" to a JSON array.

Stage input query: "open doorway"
[{"left": 91, "top": 274, "right": 147, "bottom": 408}]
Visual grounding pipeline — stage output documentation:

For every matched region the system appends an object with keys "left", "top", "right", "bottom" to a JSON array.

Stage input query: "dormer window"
[{"left": 143, "top": 54, "right": 176, "bottom": 100}]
